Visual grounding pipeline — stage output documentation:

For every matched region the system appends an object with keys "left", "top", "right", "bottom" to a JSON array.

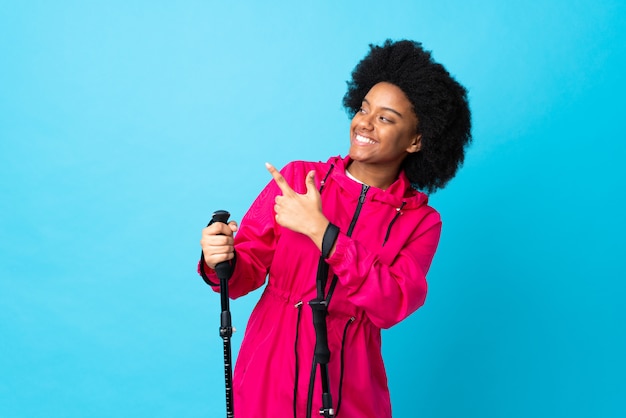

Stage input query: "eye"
[
  {"left": 379, "top": 115, "right": 393, "bottom": 123},
  {"left": 355, "top": 109, "right": 367, "bottom": 118}
]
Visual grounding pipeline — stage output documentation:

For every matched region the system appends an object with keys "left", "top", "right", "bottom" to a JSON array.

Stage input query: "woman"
[{"left": 200, "top": 39, "right": 472, "bottom": 417}]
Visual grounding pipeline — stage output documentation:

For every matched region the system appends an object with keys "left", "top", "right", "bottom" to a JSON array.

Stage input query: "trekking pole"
[{"left": 199, "top": 210, "right": 235, "bottom": 417}]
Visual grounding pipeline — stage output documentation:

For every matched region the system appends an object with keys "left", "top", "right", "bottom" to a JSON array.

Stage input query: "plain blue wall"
[{"left": 1, "top": 1, "right": 624, "bottom": 417}]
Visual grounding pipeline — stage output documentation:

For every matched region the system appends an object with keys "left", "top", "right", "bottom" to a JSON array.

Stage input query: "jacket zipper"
[
  {"left": 304, "top": 181, "right": 368, "bottom": 418},
  {"left": 346, "top": 184, "right": 369, "bottom": 237},
  {"left": 324, "top": 184, "right": 369, "bottom": 305}
]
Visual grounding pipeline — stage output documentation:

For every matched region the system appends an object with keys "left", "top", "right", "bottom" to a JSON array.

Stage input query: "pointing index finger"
[{"left": 265, "top": 162, "right": 294, "bottom": 195}]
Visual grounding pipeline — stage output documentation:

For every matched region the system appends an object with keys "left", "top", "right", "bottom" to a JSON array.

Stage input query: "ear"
[{"left": 406, "top": 134, "right": 422, "bottom": 153}]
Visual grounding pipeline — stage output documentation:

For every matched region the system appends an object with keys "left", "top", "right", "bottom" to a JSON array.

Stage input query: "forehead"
[
  {"left": 363, "top": 82, "right": 417, "bottom": 122},
  {"left": 364, "top": 82, "right": 413, "bottom": 109}
]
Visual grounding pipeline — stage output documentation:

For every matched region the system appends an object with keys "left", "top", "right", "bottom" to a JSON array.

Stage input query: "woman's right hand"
[{"left": 200, "top": 221, "right": 238, "bottom": 269}]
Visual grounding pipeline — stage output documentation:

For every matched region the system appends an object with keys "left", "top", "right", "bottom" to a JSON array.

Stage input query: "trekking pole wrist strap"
[{"left": 321, "top": 223, "right": 340, "bottom": 259}]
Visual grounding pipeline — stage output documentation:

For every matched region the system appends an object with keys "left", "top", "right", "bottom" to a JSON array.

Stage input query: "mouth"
[{"left": 354, "top": 134, "right": 377, "bottom": 145}]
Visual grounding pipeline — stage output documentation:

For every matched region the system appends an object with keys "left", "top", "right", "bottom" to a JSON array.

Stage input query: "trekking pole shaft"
[
  {"left": 222, "top": 334, "right": 234, "bottom": 417},
  {"left": 211, "top": 210, "right": 235, "bottom": 417},
  {"left": 218, "top": 268, "right": 235, "bottom": 418}
]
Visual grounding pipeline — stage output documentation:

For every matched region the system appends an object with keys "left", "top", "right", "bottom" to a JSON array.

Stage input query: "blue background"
[{"left": 1, "top": 1, "right": 625, "bottom": 417}]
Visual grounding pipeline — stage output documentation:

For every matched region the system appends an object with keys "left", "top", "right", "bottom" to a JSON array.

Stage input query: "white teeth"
[{"left": 356, "top": 134, "right": 376, "bottom": 145}]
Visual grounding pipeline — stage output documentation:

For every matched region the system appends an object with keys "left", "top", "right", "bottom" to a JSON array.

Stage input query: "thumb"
[{"left": 305, "top": 170, "right": 317, "bottom": 195}]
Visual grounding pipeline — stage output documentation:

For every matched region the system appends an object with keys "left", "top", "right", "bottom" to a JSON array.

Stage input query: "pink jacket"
[{"left": 201, "top": 155, "right": 441, "bottom": 417}]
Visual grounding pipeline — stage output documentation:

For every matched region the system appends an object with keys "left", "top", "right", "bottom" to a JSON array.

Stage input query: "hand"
[
  {"left": 200, "top": 220, "right": 238, "bottom": 269},
  {"left": 266, "top": 162, "right": 329, "bottom": 251}
]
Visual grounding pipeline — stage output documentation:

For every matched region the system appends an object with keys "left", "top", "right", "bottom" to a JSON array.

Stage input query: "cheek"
[{"left": 396, "top": 125, "right": 416, "bottom": 143}]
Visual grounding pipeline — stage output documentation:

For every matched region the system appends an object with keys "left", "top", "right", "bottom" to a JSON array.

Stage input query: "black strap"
[
  {"left": 321, "top": 223, "right": 340, "bottom": 259},
  {"left": 199, "top": 257, "right": 219, "bottom": 286},
  {"left": 199, "top": 251, "right": 236, "bottom": 287},
  {"left": 320, "top": 223, "right": 341, "bottom": 308},
  {"left": 306, "top": 223, "right": 341, "bottom": 418}
]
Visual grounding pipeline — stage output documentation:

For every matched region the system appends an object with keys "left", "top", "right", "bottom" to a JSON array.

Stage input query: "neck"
[{"left": 346, "top": 161, "right": 399, "bottom": 190}]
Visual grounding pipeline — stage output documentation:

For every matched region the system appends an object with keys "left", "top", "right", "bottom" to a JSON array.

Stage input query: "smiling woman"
[
  {"left": 199, "top": 39, "right": 472, "bottom": 418},
  {"left": 348, "top": 82, "right": 422, "bottom": 190},
  {"left": 343, "top": 40, "right": 472, "bottom": 194}
]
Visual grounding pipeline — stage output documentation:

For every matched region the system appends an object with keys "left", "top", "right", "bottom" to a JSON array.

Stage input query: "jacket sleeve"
[
  {"left": 326, "top": 212, "right": 441, "bottom": 329},
  {"left": 198, "top": 177, "right": 281, "bottom": 299}
]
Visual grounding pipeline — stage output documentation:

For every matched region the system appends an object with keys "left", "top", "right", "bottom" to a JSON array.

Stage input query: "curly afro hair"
[{"left": 343, "top": 39, "right": 472, "bottom": 193}]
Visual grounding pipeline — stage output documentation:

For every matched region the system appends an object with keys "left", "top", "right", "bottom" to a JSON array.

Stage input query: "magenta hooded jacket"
[{"left": 200, "top": 155, "right": 441, "bottom": 417}]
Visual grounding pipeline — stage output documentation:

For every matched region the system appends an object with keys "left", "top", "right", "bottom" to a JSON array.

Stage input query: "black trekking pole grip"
[
  {"left": 199, "top": 210, "right": 233, "bottom": 287},
  {"left": 309, "top": 299, "right": 331, "bottom": 364},
  {"left": 206, "top": 210, "right": 235, "bottom": 417},
  {"left": 209, "top": 210, "right": 233, "bottom": 311},
  {"left": 211, "top": 210, "right": 232, "bottom": 283}
]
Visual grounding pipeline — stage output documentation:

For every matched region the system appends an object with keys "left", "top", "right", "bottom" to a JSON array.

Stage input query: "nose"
[{"left": 356, "top": 112, "right": 374, "bottom": 130}]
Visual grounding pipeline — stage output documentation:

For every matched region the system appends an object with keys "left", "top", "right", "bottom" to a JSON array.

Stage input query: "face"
[{"left": 348, "top": 82, "right": 421, "bottom": 180}]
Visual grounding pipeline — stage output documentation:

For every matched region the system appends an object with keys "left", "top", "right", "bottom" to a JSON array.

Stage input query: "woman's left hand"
[{"left": 266, "top": 162, "right": 329, "bottom": 251}]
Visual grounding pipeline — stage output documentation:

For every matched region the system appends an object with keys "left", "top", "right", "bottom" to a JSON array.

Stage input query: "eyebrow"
[{"left": 363, "top": 98, "right": 403, "bottom": 118}]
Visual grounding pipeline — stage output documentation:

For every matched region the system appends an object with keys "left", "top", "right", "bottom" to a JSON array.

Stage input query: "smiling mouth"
[{"left": 355, "top": 134, "right": 376, "bottom": 145}]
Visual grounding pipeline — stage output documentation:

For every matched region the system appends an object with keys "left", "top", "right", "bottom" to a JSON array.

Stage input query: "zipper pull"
[{"left": 359, "top": 185, "right": 370, "bottom": 204}]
